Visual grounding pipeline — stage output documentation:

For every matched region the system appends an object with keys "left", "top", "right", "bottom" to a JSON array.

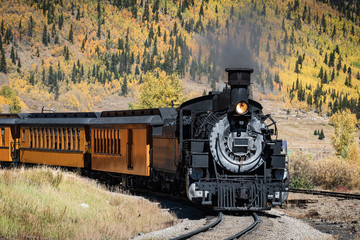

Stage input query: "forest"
[{"left": 0, "top": 0, "right": 359, "bottom": 115}]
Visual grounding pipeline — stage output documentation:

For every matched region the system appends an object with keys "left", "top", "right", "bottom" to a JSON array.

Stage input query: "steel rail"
[
  {"left": 289, "top": 188, "right": 360, "bottom": 200},
  {"left": 224, "top": 212, "right": 259, "bottom": 240},
  {"left": 170, "top": 212, "right": 223, "bottom": 240}
]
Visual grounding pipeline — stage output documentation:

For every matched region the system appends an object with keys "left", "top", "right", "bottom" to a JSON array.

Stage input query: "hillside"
[
  {"left": 0, "top": 0, "right": 359, "bottom": 114},
  {"left": 0, "top": 167, "right": 175, "bottom": 239}
]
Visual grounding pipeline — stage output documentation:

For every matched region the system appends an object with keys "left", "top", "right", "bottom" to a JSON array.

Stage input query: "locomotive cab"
[{"left": 179, "top": 68, "right": 289, "bottom": 211}]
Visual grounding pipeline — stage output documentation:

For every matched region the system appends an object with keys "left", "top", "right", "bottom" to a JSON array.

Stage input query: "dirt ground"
[
  {"left": 259, "top": 98, "right": 334, "bottom": 154},
  {"left": 282, "top": 193, "right": 360, "bottom": 239}
]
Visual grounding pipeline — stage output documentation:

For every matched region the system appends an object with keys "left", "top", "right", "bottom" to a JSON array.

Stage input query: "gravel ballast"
[{"left": 133, "top": 208, "right": 331, "bottom": 239}]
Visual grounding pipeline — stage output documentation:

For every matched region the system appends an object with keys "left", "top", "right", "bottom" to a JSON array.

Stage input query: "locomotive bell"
[{"left": 225, "top": 68, "right": 253, "bottom": 111}]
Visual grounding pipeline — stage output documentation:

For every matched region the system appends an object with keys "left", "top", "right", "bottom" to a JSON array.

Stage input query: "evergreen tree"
[
  {"left": 41, "top": 68, "right": 46, "bottom": 84},
  {"left": 117, "top": 38, "right": 124, "bottom": 50},
  {"left": 261, "top": 3, "right": 266, "bottom": 16},
  {"left": 342, "top": 22, "right": 347, "bottom": 36},
  {"left": 29, "top": 72, "right": 35, "bottom": 85},
  {"left": 28, "top": 15, "right": 34, "bottom": 37},
  {"left": 76, "top": 6, "right": 81, "bottom": 21},
  {"left": 18, "top": 19, "right": 22, "bottom": 40},
  {"left": 97, "top": 21, "right": 101, "bottom": 39},
  {"left": 324, "top": 52, "right": 328, "bottom": 64},
  {"left": 331, "top": 25, "right": 336, "bottom": 39},
  {"left": 328, "top": 51, "right": 335, "bottom": 67},
  {"left": 121, "top": 77, "right": 128, "bottom": 95},
  {"left": 0, "top": 49, "right": 6, "bottom": 74},
  {"left": 322, "top": 71, "right": 328, "bottom": 84},
  {"left": 135, "top": 65, "right": 140, "bottom": 75},
  {"left": 71, "top": 63, "right": 77, "bottom": 83},
  {"left": 302, "top": 5, "right": 307, "bottom": 21},
  {"left": 337, "top": 55, "right": 342, "bottom": 71},
  {"left": 290, "top": 27, "right": 295, "bottom": 44},
  {"left": 307, "top": 7, "right": 311, "bottom": 23},
  {"left": 318, "top": 129, "right": 325, "bottom": 140},
  {"left": 335, "top": 45, "right": 340, "bottom": 54},
  {"left": 331, "top": 69, "right": 335, "bottom": 81},
  {"left": 51, "top": 23, "right": 56, "bottom": 38},
  {"left": 65, "top": 47, "right": 69, "bottom": 60},
  {"left": 163, "top": 30, "right": 167, "bottom": 43},
  {"left": 0, "top": 19, "right": 4, "bottom": 36},
  {"left": 282, "top": 18, "right": 286, "bottom": 31},
  {"left": 10, "top": 46, "right": 16, "bottom": 64},
  {"left": 55, "top": 34, "right": 59, "bottom": 44},
  {"left": 307, "top": 92, "right": 313, "bottom": 106},
  {"left": 314, "top": 129, "right": 318, "bottom": 135},
  {"left": 58, "top": 13, "right": 64, "bottom": 30},
  {"left": 294, "top": 15, "right": 301, "bottom": 30},
  {"left": 48, "top": 65, "right": 56, "bottom": 92},
  {"left": 132, "top": 5, "right": 138, "bottom": 19},
  {"left": 69, "top": 24, "right": 74, "bottom": 43},
  {"left": 142, "top": 2, "right": 150, "bottom": 22},
  {"left": 0, "top": 38, "right": 6, "bottom": 74},
  {"left": 199, "top": 2, "right": 204, "bottom": 17},
  {"left": 321, "top": 14, "right": 326, "bottom": 33},
  {"left": 42, "top": 25, "right": 48, "bottom": 46},
  {"left": 347, "top": 73, "right": 352, "bottom": 87},
  {"left": 153, "top": 37, "right": 158, "bottom": 56},
  {"left": 153, "top": 0, "right": 160, "bottom": 22},
  {"left": 294, "top": 0, "right": 299, "bottom": 10},
  {"left": 318, "top": 66, "right": 324, "bottom": 80},
  {"left": 4, "top": 28, "right": 13, "bottom": 44}
]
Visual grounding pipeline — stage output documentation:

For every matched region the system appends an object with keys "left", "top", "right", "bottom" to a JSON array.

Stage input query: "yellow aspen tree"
[
  {"left": 134, "top": 71, "right": 186, "bottom": 109},
  {"left": 329, "top": 110, "right": 359, "bottom": 161}
]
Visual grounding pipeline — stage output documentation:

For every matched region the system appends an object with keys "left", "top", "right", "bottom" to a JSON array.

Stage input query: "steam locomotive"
[{"left": 0, "top": 68, "right": 288, "bottom": 211}]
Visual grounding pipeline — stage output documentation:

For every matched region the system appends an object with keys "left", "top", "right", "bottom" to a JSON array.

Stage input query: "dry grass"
[
  {"left": 0, "top": 167, "right": 176, "bottom": 239},
  {"left": 289, "top": 151, "right": 360, "bottom": 191}
]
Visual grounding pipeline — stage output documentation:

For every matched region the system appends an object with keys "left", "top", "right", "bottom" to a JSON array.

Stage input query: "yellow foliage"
[
  {"left": 134, "top": 71, "right": 186, "bottom": 109},
  {"left": 329, "top": 110, "right": 359, "bottom": 160},
  {"left": 50, "top": 45, "right": 64, "bottom": 57}
]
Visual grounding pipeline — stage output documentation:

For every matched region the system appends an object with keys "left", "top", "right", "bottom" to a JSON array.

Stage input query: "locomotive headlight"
[{"left": 235, "top": 102, "right": 248, "bottom": 115}]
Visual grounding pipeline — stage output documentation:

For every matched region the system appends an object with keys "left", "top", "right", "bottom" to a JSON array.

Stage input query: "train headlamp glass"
[{"left": 235, "top": 102, "right": 248, "bottom": 115}]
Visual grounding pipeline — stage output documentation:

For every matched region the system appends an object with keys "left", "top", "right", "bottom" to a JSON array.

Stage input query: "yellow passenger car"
[
  {"left": 0, "top": 114, "right": 21, "bottom": 163},
  {"left": 18, "top": 112, "right": 98, "bottom": 168},
  {"left": 90, "top": 110, "right": 161, "bottom": 176},
  {"left": 90, "top": 109, "right": 179, "bottom": 177}
]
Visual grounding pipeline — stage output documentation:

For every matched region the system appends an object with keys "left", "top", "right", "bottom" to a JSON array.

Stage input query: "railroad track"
[
  {"left": 170, "top": 212, "right": 259, "bottom": 240},
  {"left": 289, "top": 188, "right": 360, "bottom": 200}
]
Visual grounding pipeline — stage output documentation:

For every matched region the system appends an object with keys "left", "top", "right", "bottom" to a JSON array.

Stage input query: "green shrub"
[
  {"left": 290, "top": 177, "right": 314, "bottom": 189},
  {"left": 0, "top": 86, "right": 16, "bottom": 99}
]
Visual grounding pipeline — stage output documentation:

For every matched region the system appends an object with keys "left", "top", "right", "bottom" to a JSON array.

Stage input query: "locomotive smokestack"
[{"left": 225, "top": 68, "right": 254, "bottom": 111}]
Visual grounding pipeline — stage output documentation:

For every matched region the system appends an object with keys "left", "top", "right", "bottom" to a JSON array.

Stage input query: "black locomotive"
[
  {"left": 0, "top": 68, "right": 288, "bottom": 211},
  {"left": 178, "top": 68, "right": 288, "bottom": 210}
]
